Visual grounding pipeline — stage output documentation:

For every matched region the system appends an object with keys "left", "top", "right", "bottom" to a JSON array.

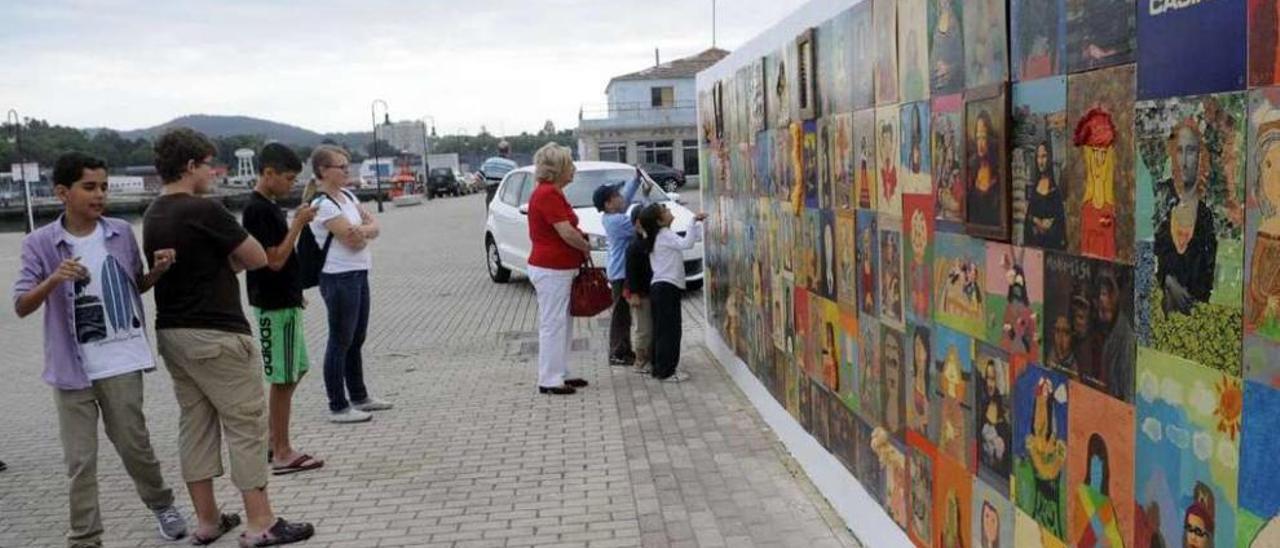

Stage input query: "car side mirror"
[
  {"left": 518, "top": 204, "right": 529, "bottom": 215},
  {"left": 666, "top": 192, "right": 682, "bottom": 204}
]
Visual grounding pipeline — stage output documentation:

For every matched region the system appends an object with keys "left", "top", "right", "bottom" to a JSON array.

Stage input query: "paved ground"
[{"left": 0, "top": 191, "right": 860, "bottom": 548}]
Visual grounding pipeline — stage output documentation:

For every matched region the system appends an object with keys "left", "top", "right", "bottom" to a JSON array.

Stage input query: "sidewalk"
[{"left": 0, "top": 194, "right": 860, "bottom": 548}]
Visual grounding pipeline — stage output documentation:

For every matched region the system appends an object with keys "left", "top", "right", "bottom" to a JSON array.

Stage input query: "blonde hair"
[
  {"left": 305, "top": 145, "right": 350, "bottom": 200},
  {"left": 534, "top": 143, "right": 574, "bottom": 183}
]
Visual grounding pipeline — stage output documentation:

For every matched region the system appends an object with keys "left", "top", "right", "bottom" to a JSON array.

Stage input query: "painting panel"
[
  {"left": 965, "top": 84, "right": 1011, "bottom": 241},
  {"left": 1065, "top": 0, "right": 1135, "bottom": 73},
  {"left": 856, "top": 312, "right": 883, "bottom": 425},
  {"left": 850, "top": 1, "right": 876, "bottom": 110},
  {"left": 829, "top": 388, "right": 860, "bottom": 473},
  {"left": 838, "top": 307, "right": 860, "bottom": 409},
  {"left": 898, "top": 0, "right": 929, "bottom": 103},
  {"left": 874, "top": 0, "right": 900, "bottom": 105},
  {"left": 855, "top": 108, "right": 880, "bottom": 210},
  {"left": 797, "top": 28, "right": 818, "bottom": 120},
  {"left": 836, "top": 214, "right": 858, "bottom": 307},
  {"left": 904, "top": 193, "right": 936, "bottom": 324},
  {"left": 907, "top": 322, "right": 937, "bottom": 443},
  {"left": 880, "top": 217, "right": 906, "bottom": 328},
  {"left": 768, "top": 47, "right": 793, "bottom": 131},
  {"left": 984, "top": 244, "right": 1045, "bottom": 366},
  {"left": 1012, "top": 364, "right": 1069, "bottom": 541},
  {"left": 818, "top": 117, "right": 834, "bottom": 210},
  {"left": 831, "top": 112, "right": 855, "bottom": 213},
  {"left": 1134, "top": 348, "right": 1240, "bottom": 548},
  {"left": 856, "top": 209, "right": 881, "bottom": 317},
  {"left": 934, "top": 452, "right": 974, "bottom": 548},
  {"left": 882, "top": 323, "right": 907, "bottom": 436},
  {"left": 820, "top": 298, "right": 842, "bottom": 391},
  {"left": 1041, "top": 251, "right": 1135, "bottom": 402},
  {"left": 907, "top": 433, "right": 937, "bottom": 546},
  {"left": 901, "top": 101, "right": 933, "bottom": 195},
  {"left": 932, "top": 323, "right": 974, "bottom": 468},
  {"left": 932, "top": 93, "right": 967, "bottom": 232},
  {"left": 974, "top": 342, "right": 1013, "bottom": 497},
  {"left": 1012, "top": 76, "right": 1068, "bottom": 251},
  {"left": 1244, "top": 88, "right": 1280, "bottom": 386},
  {"left": 856, "top": 416, "right": 885, "bottom": 503},
  {"left": 881, "top": 437, "right": 910, "bottom": 529},
  {"left": 933, "top": 231, "right": 986, "bottom": 338},
  {"left": 877, "top": 105, "right": 904, "bottom": 216},
  {"left": 1066, "top": 63, "right": 1136, "bottom": 263},
  {"left": 774, "top": 119, "right": 794, "bottom": 202},
  {"left": 972, "top": 478, "right": 1016, "bottom": 548},
  {"left": 962, "top": 0, "right": 1008, "bottom": 89},
  {"left": 803, "top": 119, "right": 820, "bottom": 209},
  {"left": 1239, "top": 381, "right": 1280, "bottom": 545},
  {"left": 755, "top": 130, "right": 775, "bottom": 199},
  {"left": 928, "top": 0, "right": 965, "bottom": 95},
  {"left": 1136, "top": 0, "right": 1246, "bottom": 100},
  {"left": 1066, "top": 381, "right": 1135, "bottom": 548},
  {"left": 1012, "top": 0, "right": 1066, "bottom": 81},
  {"left": 749, "top": 58, "right": 766, "bottom": 136}
]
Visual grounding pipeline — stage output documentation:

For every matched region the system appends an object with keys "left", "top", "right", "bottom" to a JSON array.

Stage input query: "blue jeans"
[{"left": 319, "top": 271, "right": 371, "bottom": 412}]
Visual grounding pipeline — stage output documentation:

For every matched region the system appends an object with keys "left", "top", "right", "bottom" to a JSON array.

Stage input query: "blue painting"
[
  {"left": 1136, "top": 0, "right": 1247, "bottom": 100},
  {"left": 1239, "top": 381, "right": 1280, "bottom": 544}
]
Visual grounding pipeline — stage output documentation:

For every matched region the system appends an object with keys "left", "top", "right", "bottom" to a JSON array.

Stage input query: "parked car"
[
  {"left": 484, "top": 161, "right": 703, "bottom": 289},
  {"left": 427, "top": 167, "right": 464, "bottom": 198},
  {"left": 639, "top": 163, "right": 686, "bottom": 191},
  {"left": 463, "top": 171, "right": 486, "bottom": 194}
]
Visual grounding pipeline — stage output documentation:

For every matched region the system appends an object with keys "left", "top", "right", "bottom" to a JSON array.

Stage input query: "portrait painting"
[
  {"left": 796, "top": 28, "right": 818, "bottom": 120},
  {"left": 928, "top": 0, "right": 965, "bottom": 95},
  {"left": 974, "top": 342, "right": 1013, "bottom": 496},
  {"left": 766, "top": 47, "right": 790, "bottom": 130},
  {"left": 856, "top": 209, "right": 881, "bottom": 317},
  {"left": 882, "top": 324, "right": 907, "bottom": 436},
  {"left": 821, "top": 298, "right": 842, "bottom": 391},
  {"left": 962, "top": 0, "right": 1008, "bottom": 89},
  {"left": 807, "top": 292, "right": 826, "bottom": 382},
  {"left": 1246, "top": 88, "right": 1280, "bottom": 386},
  {"left": 1041, "top": 251, "right": 1135, "bottom": 402},
  {"left": 1239, "top": 381, "right": 1280, "bottom": 544},
  {"left": 900, "top": 101, "right": 933, "bottom": 194},
  {"left": 795, "top": 286, "right": 811, "bottom": 377},
  {"left": 878, "top": 435, "right": 911, "bottom": 529},
  {"left": 854, "top": 108, "right": 880, "bottom": 210},
  {"left": 877, "top": 105, "right": 904, "bottom": 216},
  {"left": 1011, "top": 0, "right": 1066, "bottom": 81},
  {"left": 818, "top": 117, "right": 834, "bottom": 210},
  {"left": 1065, "top": 0, "right": 1135, "bottom": 74},
  {"left": 965, "top": 84, "right": 1011, "bottom": 241},
  {"left": 1066, "top": 381, "right": 1135, "bottom": 548},
  {"left": 972, "top": 479, "right": 1016, "bottom": 548},
  {"left": 1134, "top": 348, "right": 1241, "bottom": 548},
  {"left": 831, "top": 113, "right": 855, "bottom": 212},
  {"left": 838, "top": 308, "right": 860, "bottom": 409},
  {"left": 1136, "top": 0, "right": 1246, "bottom": 100},
  {"left": 880, "top": 218, "right": 906, "bottom": 328},
  {"left": 898, "top": 0, "right": 929, "bottom": 103},
  {"left": 797, "top": 208, "right": 814, "bottom": 289},
  {"left": 850, "top": 1, "right": 876, "bottom": 110},
  {"left": 984, "top": 244, "right": 1044, "bottom": 367},
  {"left": 907, "top": 323, "right": 937, "bottom": 442},
  {"left": 836, "top": 215, "right": 857, "bottom": 308},
  {"left": 773, "top": 119, "right": 794, "bottom": 201},
  {"left": 933, "top": 93, "right": 967, "bottom": 232},
  {"left": 856, "top": 416, "right": 885, "bottom": 503},
  {"left": 803, "top": 119, "right": 820, "bottom": 209},
  {"left": 874, "top": 0, "right": 900, "bottom": 105},
  {"left": 908, "top": 434, "right": 937, "bottom": 546},
  {"left": 1012, "top": 363, "right": 1069, "bottom": 541},
  {"left": 1065, "top": 63, "right": 1136, "bottom": 263},
  {"left": 749, "top": 58, "right": 766, "bottom": 136},
  {"left": 1134, "top": 92, "right": 1245, "bottom": 375},
  {"left": 817, "top": 14, "right": 852, "bottom": 117},
  {"left": 1251, "top": 0, "right": 1280, "bottom": 87},
  {"left": 932, "top": 324, "right": 974, "bottom": 468},
  {"left": 934, "top": 452, "right": 974, "bottom": 548},
  {"left": 933, "top": 231, "right": 987, "bottom": 338},
  {"left": 1012, "top": 76, "right": 1068, "bottom": 250},
  {"left": 903, "top": 193, "right": 936, "bottom": 325},
  {"left": 856, "top": 312, "right": 883, "bottom": 425}
]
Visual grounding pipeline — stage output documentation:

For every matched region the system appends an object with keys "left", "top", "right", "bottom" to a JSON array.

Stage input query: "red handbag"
[{"left": 570, "top": 258, "right": 613, "bottom": 317}]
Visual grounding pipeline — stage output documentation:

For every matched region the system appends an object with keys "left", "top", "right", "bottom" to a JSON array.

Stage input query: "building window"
[
  {"left": 637, "top": 140, "right": 674, "bottom": 167},
  {"left": 651, "top": 86, "right": 675, "bottom": 108},
  {"left": 599, "top": 142, "right": 627, "bottom": 163},
  {"left": 682, "top": 140, "right": 700, "bottom": 176}
]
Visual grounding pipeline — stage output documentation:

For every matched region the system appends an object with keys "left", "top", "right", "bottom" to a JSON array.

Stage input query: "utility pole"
[
  {"left": 712, "top": 0, "right": 717, "bottom": 49},
  {"left": 6, "top": 109, "right": 32, "bottom": 233},
  {"left": 370, "top": 99, "right": 390, "bottom": 213}
]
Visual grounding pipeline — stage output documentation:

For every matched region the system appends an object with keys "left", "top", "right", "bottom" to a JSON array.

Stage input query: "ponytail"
[{"left": 637, "top": 203, "right": 663, "bottom": 253}]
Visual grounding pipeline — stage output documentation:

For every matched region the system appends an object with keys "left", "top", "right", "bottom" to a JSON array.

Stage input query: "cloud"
[
  {"left": 1139, "top": 370, "right": 1159, "bottom": 402},
  {"left": 1193, "top": 431, "right": 1212, "bottom": 461},
  {"left": 1160, "top": 376, "right": 1185, "bottom": 407},
  {"left": 1217, "top": 438, "right": 1238, "bottom": 469},
  {"left": 1187, "top": 381, "right": 1216, "bottom": 418},
  {"left": 1142, "top": 417, "right": 1163, "bottom": 442},
  {"left": 1166, "top": 424, "right": 1190, "bottom": 449}
]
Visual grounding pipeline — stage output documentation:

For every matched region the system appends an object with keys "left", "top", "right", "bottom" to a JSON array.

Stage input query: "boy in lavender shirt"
[{"left": 13, "top": 152, "right": 187, "bottom": 547}]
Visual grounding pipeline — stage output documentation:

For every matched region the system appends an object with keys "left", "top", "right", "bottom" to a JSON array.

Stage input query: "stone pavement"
[{"left": 0, "top": 192, "right": 861, "bottom": 548}]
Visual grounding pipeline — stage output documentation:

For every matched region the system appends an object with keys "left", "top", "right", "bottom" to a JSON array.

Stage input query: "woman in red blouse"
[{"left": 527, "top": 143, "right": 592, "bottom": 395}]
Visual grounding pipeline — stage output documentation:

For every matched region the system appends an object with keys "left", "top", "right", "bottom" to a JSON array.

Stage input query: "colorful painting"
[
  {"left": 882, "top": 436, "right": 911, "bottom": 529},
  {"left": 1065, "top": 63, "right": 1136, "bottom": 263},
  {"left": 1065, "top": 0, "right": 1135, "bottom": 73},
  {"left": 1011, "top": 0, "right": 1066, "bottom": 81},
  {"left": 818, "top": 118, "right": 834, "bottom": 210},
  {"left": 1239, "top": 381, "right": 1280, "bottom": 544},
  {"left": 1135, "top": 92, "right": 1246, "bottom": 374},
  {"left": 928, "top": 0, "right": 965, "bottom": 95},
  {"left": 832, "top": 113, "right": 855, "bottom": 213},
  {"left": 803, "top": 119, "right": 820, "bottom": 209},
  {"left": 857, "top": 312, "right": 883, "bottom": 425},
  {"left": 883, "top": 324, "right": 907, "bottom": 436},
  {"left": 1012, "top": 364, "right": 1070, "bottom": 542},
  {"left": 857, "top": 209, "right": 881, "bottom": 317},
  {"left": 933, "top": 93, "right": 967, "bottom": 232},
  {"left": 965, "top": 84, "right": 1011, "bottom": 241},
  {"left": 1012, "top": 76, "right": 1069, "bottom": 250},
  {"left": 836, "top": 215, "right": 857, "bottom": 308},
  {"left": 855, "top": 108, "right": 880, "bottom": 210},
  {"left": 907, "top": 323, "right": 937, "bottom": 442},
  {"left": 820, "top": 298, "right": 842, "bottom": 391},
  {"left": 1246, "top": 87, "right": 1280, "bottom": 386},
  {"left": 934, "top": 231, "right": 986, "bottom": 338},
  {"left": 838, "top": 308, "right": 859, "bottom": 408},
  {"left": 1066, "top": 381, "right": 1135, "bottom": 548},
  {"left": 850, "top": 1, "right": 876, "bottom": 110},
  {"left": 901, "top": 101, "right": 933, "bottom": 194},
  {"left": 933, "top": 324, "right": 974, "bottom": 468},
  {"left": 1250, "top": 0, "right": 1280, "bottom": 87},
  {"left": 829, "top": 389, "right": 860, "bottom": 471},
  {"left": 963, "top": 0, "right": 1009, "bottom": 89},
  {"left": 972, "top": 478, "right": 1016, "bottom": 548},
  {"left": 881, "top": 218, "right": 906, "bottom": 328},
  {"left": 1041, "top": 251, "right": 1135, "bottom": 402},
  {"left": 796, "top": 28, "right": 818, "bottom": 120},
  {"left": 1134, "top": 348, "right": 1241, "bottom": 548},
  {"left": 908, "top": 433, "right": 938, "bottom": 546},
  {"left": 818, "top": 14, "right": 851, "bottom": 117},
  {"left": 904, "top": 193, "right": 936, "bottom": 325},
  {"left": 874, "top": 0, "right": 900, "bottom": 105},
  {"left": 1136, "top": 0, "right": 1247, "bottom": 100},
  {"left": 984, "top": 244, "right": 1045, "bottom": 366},
  {"left": 749, "top": 58, "right": 766, "bottom": 136},
  {"left": 857, "top": 416, "right": 885, "bottom": 504},
  {"left": 877, "top": 105, "right": 904, "bottom": 216},
  {"left": 898, "top": 0, "right": 930, "bottom": 103},
  {"left": 935, "top": 452, "right": 974, "bottom": 548},
  {"left": 974, "top": 342, "right": 1013, "bottom": 496},
  {"left": 768, "top": 46, "right": 793, "bottom": 131}
]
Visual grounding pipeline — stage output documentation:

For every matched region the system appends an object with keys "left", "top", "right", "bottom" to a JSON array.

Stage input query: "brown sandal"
[
  {"left": 191, "top": 513, "right": 241, "bottom": 545},
  {"left": 272, "top": 453, "right": 324, "bottom": 476}
]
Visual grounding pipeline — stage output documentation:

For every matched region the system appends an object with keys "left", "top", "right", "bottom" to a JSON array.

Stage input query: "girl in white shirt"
[{"left": 637, "top": 204, "right": 707, "bottom": 382}]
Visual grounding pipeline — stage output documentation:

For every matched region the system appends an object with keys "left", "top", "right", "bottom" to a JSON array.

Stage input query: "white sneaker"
[
  {"left": 660, "top": 371, "right": 691, "bottom": 383},
  {"left": 352, "top": 397, "right": 394, "bottom": 412},
  {"left": 329, "top": 407, "right": 372, "bottom": 423}
]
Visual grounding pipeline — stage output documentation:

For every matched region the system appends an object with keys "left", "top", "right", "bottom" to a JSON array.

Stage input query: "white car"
[{"left": 485, "top": 161, "right": 704, "bottom": 289}]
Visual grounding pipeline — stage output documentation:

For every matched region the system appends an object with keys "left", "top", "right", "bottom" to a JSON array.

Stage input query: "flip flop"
[
  {"left": 191, "top": 513, "right": 241, "bottom": 546},
  {"left": 271, "top": 454, "right": 324, "bottom": 476}
]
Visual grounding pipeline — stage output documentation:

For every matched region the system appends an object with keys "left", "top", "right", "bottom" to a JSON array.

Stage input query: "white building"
[
  {"left": 577, "top": 48, "right": 728, "bottom": 182},
  {"left": 383, "top": 121, "right": 429, "bottom": 158}
]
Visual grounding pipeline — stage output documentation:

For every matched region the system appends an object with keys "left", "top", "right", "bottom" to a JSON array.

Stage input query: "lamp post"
[
  {"left": 370, "top": 99, "right": 390, "bottom": 212},
  {"left": 420, "top": 115, "right": 436, "bottom": 181},
  {"left": 6, "top": 109, "right": 33, "bottom": 233}
]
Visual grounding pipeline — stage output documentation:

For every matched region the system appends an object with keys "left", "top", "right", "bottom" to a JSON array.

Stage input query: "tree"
[
  {"left": 538, "top": 120, "right": 556, "bottom": 137},
  {"left": 365, "top": 139, "right": 399, "bottom": 158}
]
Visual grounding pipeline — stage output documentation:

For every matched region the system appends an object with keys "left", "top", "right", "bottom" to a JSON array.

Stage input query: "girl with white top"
[
  {"left": 306, "top": 146, "right": 393, "bottom": 423},
  {"left": 637, "top": 203, "right": 707, "bottom": 382}
]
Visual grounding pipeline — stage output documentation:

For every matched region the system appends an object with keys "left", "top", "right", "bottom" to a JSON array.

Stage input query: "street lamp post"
[
  {"left": 6, "top": 109, "right": 33, "bottom": 234},
  {"left": 370, "top": 99, "right": 390, "bottom": 212},
  {"left": 420, "top": 115, "right": 436, "bottom": 181}
]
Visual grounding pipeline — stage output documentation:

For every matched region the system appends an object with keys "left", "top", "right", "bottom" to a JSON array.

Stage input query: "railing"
[{"left": 580, "top": 100, "right": 697, "bottom": 121}]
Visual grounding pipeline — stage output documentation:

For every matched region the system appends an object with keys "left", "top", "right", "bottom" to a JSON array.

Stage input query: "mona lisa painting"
[{"left": 965, "top": 84, "right": 1011, "bottom": 241}]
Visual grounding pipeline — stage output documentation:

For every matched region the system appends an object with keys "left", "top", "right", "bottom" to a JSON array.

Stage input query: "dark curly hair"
[{"left": 153, "top": 127, "right": 216, "bottom": 183}]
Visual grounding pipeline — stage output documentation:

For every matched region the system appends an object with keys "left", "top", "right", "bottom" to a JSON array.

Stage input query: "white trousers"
[{"left": 529, "top": 266, "right": 576, "bottom": 388}]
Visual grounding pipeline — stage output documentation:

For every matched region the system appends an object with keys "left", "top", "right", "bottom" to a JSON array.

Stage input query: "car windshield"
[
  {"left": 563, "top": 169, "right": 669, "bottom": 208},
  {"left": 430, "top": 168, "right": 451, "bottom": 176}
]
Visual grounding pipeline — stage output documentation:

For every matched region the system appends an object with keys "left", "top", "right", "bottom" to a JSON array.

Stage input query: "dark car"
[
  {"left": 639, "top": 163, "right": 686, "bottom": 191},
  {"left": 427, "top": 167, "right": 463, "bottom": 198}
]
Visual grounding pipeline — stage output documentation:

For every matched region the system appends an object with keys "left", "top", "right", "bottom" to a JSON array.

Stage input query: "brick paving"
[{"left": 0, "top": 192, "right": 860, "bottom": 548}]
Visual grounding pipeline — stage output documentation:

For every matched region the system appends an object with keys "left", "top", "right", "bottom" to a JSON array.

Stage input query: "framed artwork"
[
  {"left": 877, "top": 105, "right": 904, "bottom": 216},
  {"left": 907, "top": 323, "right": 937, "bottom": 442},
  {"left": 857, "top": 312, "right": 884, "bottom": 425},
  {"left": 963, "top": 0, "right": 1009, "bottom": 89},
  {"left": 974, "top": 342, "right": 1014, "bottom": 496},
  {"left": 880, "top": 217, "right": 906, "bottom": 328},
  {"left": 1041, "top": 251, "right": 1136, "bottom": 403},
  {"left": 1012, "top": 76, "right": 1069, "bottom": 250},
  {"left": 855, "top": 108, "right": 880, "bottom": 210},
  {"left": 1012, "top": 364, "right": 1069, "bottom": 541},
  {"left": 934, "top": 452, "right": 974, "bottom": 548},
  {"left": 1011, "top": 0, "right": 1066, "bottom": 81},
  {"left": 928, "top": 0, "right": 966, "bottom": 95},
  {"left": 1065, "top": 0, "right": 1135, "bottom": 73},
  {"left": 932, "top": 323, "right": 974, "bottom": 468},
  {"left": 932, "top": 93, "right": 967, "bottom": 232},
  {"left": 984, "top": 244, "right": 1045, "bottom": 367},
  {"left": 933, "top": 231, "right": 987, "bottom": 339},
  {"left": 901, "top": 100, "right": 933, "bottom": 195},
  {"left": 1239, "top": 381, "right": 1280, "bottom": 545},
  {"left": 796, "top": 28, "right": 818, "bottom": 121},
  {"left": 904, "top": 193, "right": 936, "bottom": 325},
  {"left": 965, "top": 84, "right": 1011, "bottom": 241},
  {"left": 1065, "top": 63, "right": 1136, "bottom": 263},
  {"left": 836, "top": 214, "right": 858, "bottom": 308},
  {"left": 907, "top": 433, "right": 937, "bottom": 546},
  {"left": 749, "top": 58, "right": 766, "bottom": 136},
  {"left": 857, "top": 210, "right": 881, "bottom": 317},
  {"left": 1250, "top": 0, "right": 1280, "bottom": 87},
  {"left": 831, "top": 113, "right": 855, "bottom": 212},
  {"left": 883, "top": 323, "right": 907, "bottom": 436}
]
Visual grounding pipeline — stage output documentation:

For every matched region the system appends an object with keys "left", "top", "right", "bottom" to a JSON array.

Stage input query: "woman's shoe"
[
  {"left": 564, "top": 378, "right": 589, "bottom": 388},
  {"left": 538, "top": 385, "right": 577, "bottom": 395}
]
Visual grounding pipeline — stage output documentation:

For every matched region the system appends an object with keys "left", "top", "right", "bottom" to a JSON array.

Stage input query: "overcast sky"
[{"left": 0, "top": 0, "right": 805, "bottom": 135}]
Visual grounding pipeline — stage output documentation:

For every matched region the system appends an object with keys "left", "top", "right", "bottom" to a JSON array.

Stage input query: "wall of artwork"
[{"left": 696, "top": 0, "right": 1280, "bottom": 546}]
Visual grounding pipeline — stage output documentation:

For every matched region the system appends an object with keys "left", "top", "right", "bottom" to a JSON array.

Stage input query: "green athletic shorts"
[{"left": 253, "top": 307, "right": 310, "bottom": 384}]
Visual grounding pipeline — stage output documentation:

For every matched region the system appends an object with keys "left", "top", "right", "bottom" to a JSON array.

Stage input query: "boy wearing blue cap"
[{"left": 593, "top": 169, "right": 653, "bottom": 366}]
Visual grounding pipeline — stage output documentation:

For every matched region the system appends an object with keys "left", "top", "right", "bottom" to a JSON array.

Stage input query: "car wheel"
[
  {"left": 662, "top": 178, "right": 678, "bottom": 192},
  {"left": 686, "top": 279, "right": 703, "bottom": 292},
  {"left": 486, "top": 236, "right": 511, "bottom": 283},
  {"left": 427, "top": 190, "right": 435, "bottom": 200}
]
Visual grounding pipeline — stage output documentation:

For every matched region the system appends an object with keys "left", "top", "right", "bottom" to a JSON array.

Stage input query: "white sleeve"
[
  {"left": 662, "top": 222, "right": 703, "bottom": 251},
  {"left": 314, "top": 199, "right": 343, "bottom": 224}
]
